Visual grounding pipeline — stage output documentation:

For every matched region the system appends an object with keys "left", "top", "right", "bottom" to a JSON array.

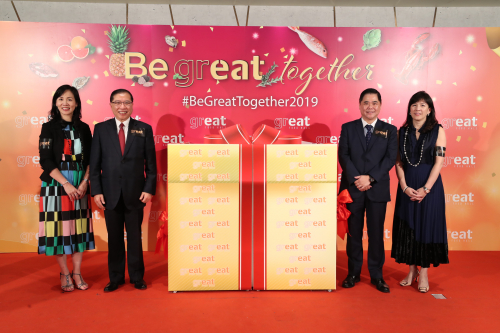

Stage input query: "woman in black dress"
[{"left": 391, "top": 91, "right": 449, "bottom": 293}]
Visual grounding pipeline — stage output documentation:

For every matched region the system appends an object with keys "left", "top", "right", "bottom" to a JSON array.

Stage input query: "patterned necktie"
[
  {"left": 119, "top": 123, "right": 125, "bottom": 155},
  {"left": 365, "top": 124, "right": 373, "bottom": 147}
]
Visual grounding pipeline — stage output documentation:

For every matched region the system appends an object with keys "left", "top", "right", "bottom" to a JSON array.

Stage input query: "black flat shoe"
[
  {"left": 104, "top": 280, "right": 125, "bottom": 292},
  {"left": 342, "top": 275, "right": 360, "bottom": 288},
  {"left": 371, "top": 278, "right": 390, "bottom": 293},
  {"left": 130, "top": 279, "right": 147, "bottom": 290}
]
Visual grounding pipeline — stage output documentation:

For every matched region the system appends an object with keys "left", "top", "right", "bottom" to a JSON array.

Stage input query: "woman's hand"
[
  {"left": 414, "top": 188, "right": 428, "bottom": 203},
  {"left": 405, "top": 187, "right": 422, "bottom": 201},
  {"left": 63, "top": 183, "right": 79, "bottom": 201},
  {"left": 77, "top": 180, "right": 88, "bottom": 199}
]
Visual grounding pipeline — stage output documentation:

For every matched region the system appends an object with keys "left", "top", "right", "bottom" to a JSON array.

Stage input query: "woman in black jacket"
[{"left": 38, "top": 85, "right": 94, "bottom": 292}]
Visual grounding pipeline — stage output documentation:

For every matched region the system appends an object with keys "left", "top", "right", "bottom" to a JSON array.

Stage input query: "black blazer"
[
  {"left": 38, "top": 119, "right": 92, "bottom": 183},
  {"left": 338, "top": 118, "right": 397, "bottom": 202},
  {"left": 89, "top": 118, "right": 157, "bottom": 210}
]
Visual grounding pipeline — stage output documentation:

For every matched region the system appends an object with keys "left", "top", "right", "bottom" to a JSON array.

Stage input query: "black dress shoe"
[
  {"left": 342, "top": 275, "right": 361, "bottom": 288},
  {"left": 104, "top": 280, "right": 125, "bottom": 292},
  {"left": 130, "top": 279, "right": 147, "bottom": 290},
  {"left": 371, "top": 278, "right": 390, "bottom": 293}
]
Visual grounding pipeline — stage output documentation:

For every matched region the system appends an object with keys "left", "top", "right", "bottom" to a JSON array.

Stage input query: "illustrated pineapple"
[{"left": 107, "top": 25, "right": 130, "bottom": 77}]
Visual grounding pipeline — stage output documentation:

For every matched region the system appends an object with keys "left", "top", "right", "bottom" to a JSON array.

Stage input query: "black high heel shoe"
[
  {"left": 71, "top": 271, "right": 89, "bottom": 290},
  {"left": 60, "top": 273, "right": 74, "bottom": 292}
]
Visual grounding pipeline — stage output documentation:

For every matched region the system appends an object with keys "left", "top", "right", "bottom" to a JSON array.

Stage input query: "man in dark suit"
[
  {"left": 90, "top": 89, "right": 157, "bottom": 292},
  {"left": 338, "top": 88, "right": 397, "bottom": 293}
]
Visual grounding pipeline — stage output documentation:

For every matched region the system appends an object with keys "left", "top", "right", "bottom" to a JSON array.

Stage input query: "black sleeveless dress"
[{"left": 391, "top": 124, "right": 449, "bottom": 268}]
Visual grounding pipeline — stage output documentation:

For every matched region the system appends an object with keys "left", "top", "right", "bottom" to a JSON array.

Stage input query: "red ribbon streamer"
[
  {"left": 337, "top": 189, "right": 353, "bottom": 240},
  {"left": 155, "top": 213, "right": 168, "bottom": 260}
]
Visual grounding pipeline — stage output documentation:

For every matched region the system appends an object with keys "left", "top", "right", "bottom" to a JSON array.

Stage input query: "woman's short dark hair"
[
  {"left": 110, "top": 89, "right": 134, "bottom": 102},
  {"left": 359, "top": 88, "right": 382, "bottom": 104},
  {"left": 402, "top": 91, "right": 438, "bottom": 133},
  {"left": 49, "top": 85, "right": 82, "bottom": 122}
]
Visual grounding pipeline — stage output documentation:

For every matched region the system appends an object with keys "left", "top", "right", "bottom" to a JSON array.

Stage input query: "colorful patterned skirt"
[
  {"left": 38, "top": 125, "right": 95, "bottom": 255},
  {"left": 38, "top": 161, "right": 95, "bottom": 255}
]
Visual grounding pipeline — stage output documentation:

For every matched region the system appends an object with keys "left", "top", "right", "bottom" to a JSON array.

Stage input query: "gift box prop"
[{"left": 165, "top": 124, "right": 338, "bottom": 291}]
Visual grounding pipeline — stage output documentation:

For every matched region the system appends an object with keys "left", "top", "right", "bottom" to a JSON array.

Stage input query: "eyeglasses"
[{"left": 111, "top": 101, "right": 133, "bottom": 106}]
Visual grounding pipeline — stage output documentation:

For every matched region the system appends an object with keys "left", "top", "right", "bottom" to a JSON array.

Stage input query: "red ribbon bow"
[
  {"left": 204, "top": 124, "right": 301, "bottom": 145},
  {"left": 337, "top": 189, "right": 353, "bottom": 240}
]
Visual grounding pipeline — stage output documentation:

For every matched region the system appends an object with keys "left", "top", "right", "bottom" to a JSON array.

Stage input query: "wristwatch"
[
  {"left": 369, "top": 176, "right": 375, "bottom": 183},
  {"left": 423, "top": 186, "right": 430, "bottom": 193}
]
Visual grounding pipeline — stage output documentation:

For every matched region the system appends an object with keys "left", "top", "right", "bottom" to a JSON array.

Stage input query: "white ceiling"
[{"left": 6, "top": 0, "right": 500, "bottom": 7}]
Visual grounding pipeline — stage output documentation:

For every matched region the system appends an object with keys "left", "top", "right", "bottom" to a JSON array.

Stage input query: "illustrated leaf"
[{"left": 85, "top": 44, "right": 96, "bottom": 55}]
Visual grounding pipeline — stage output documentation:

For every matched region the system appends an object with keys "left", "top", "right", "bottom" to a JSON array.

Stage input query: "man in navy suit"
[
  {"left": 90, "top": 89, "right": 157, "bottom": 292},
  {"left": 338, "top": 88, "right": 397, "bottom": 293}
]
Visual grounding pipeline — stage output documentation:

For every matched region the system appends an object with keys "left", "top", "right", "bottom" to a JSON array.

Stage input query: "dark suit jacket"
[
  {"left": 90, "top": 118, "right": 157, "bottom": 210},
  {"left": 39, "top": 119, "right": 92, "bottom": 183},
  {"left": 338, "top": 118, "right": 397, "bottom": 202}
]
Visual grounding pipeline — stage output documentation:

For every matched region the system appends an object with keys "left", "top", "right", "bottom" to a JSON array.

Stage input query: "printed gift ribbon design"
[{"left": 204, "top": 124, "right": 301, "bottom": 290}]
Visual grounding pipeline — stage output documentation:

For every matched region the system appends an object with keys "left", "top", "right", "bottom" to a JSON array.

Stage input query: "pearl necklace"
[{"left": 403, "top": 127, "right": 425, "bottom": 167}]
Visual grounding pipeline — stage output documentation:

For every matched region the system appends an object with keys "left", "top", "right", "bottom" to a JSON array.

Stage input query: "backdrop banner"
[{"left": 1, "top": 22, "right": 499, "bottom": 253}]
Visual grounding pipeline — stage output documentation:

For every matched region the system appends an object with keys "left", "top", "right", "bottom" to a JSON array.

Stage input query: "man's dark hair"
[
  {"left": 110, "top": 89, "right": 134, "bottom": 102},
  {"left": 359, "top": 88, "right": 382, "bottom": 104}
]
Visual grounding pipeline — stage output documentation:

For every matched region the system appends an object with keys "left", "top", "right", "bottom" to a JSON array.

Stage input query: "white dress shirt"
[
  {"left": 115, "top": 117, "right": 131, "bottom": 142},
  {"left": 361, "top": 118, "right": 378, "bottom": 136}
]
